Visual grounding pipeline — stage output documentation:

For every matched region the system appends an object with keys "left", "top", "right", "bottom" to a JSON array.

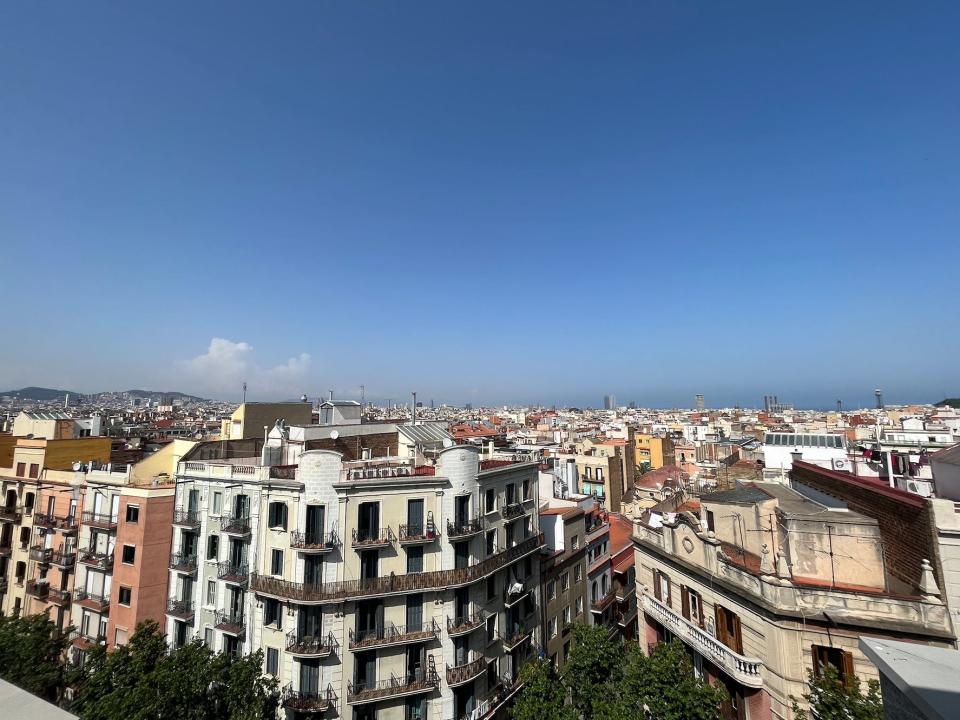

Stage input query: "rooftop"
[{"left": 860, "top": 637, "right": 960, "bottom": 720}]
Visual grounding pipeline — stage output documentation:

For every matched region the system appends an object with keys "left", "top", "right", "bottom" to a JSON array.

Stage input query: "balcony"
[
  {"left": 502, "top": 502, "right": 526, "bottom": 521},
  {"left": 398, "top": 522, "right": 439, "bottom": 545},
  {"left": 220, "top": 515, "right": 251, "bottom": 536},
  {"left": 499, "top": 625, "right": 532, "bottom": 651},
  {"left": 48, "top": 588, "right": 72, "bottom": 606},
  {"left": 615, "top": 584, "right": 636, "bottom": 603},
  {"left": 52, "top": 548, "right": 76, "bottom": 568},
  {"left": 0, "top": 543, "right": 11, "bottom": 557},
  {"left": 641, "top": 593, "right": 763, "bottom": 688},
  {"left": 170, "top": 552, "right": 198, "bottom": 574},
  {"left": 251, "top": 533, "right": 545, "bottom": 605},
  {"left": 82, "top": 511, "right": 118, "bottom": 531},
  {"left": 347, "top": 668, "right": 439, "bottom": 705},
  {"left": 349, "top": 619, "right": 440, "bottom": 650},
  {"left": 0, "top": 577, "right": 6, "bottom": 593},
  {"left": 291, "top": 530, "right": 339, "bottom": 554},
  {"left": 79, "top": 548, "right": 114, "bottom": 572},
  {"left": 172, "top": 507, "right": 201, "bottom": 529},
  {"left": 25, "top": 580, "right": 49, "bottom": 600},
  {"left": 446, "top": 653, "right": 486, "bottom": 687},
  {"left": 214, "top": 610, "right": 245, "bottom": 635},
  {"left": 446, "top": 517, "right": 483, "bottom": 540},
  {"left": 591, "top": 589, "right": 617, "bottom": 614},
  {"left": 75, "top": 589, "right": 110, "bottom": 613},
  {"left": 29, "top": 545, "right": 53, "bottom": 564},
  {"left": 286, "top": 630, "right": 338, "bottom": 658},
  {"left": 217, "top": 561, "right": 249, "bottom": 585},
  {"left": 504, "top": 581, "right": 530, "bottom": 608},
  {"left": 351, "top": 527, "right": 394, "bottom": 549},
  {"left": 447, "top": 611, "right": 488, "bottom": 637},
  {"left": 33, "top": 514, "right": 78, "bottom": 534},
  {"left": 0, "top": 506, "right": 23, "bottom": 523},
  {"left": 71, "top": 630, "right": 106, "bottom": 651},
  {"left": 282, "top": 683, "right": 338, "bottom": 714},
  {"left": 166, "top": 598, "right": 195, "bottom": 621}
]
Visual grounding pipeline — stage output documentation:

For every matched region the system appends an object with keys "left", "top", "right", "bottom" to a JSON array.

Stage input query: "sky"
[{"left": 1, "top": 2, "right": 958, "bottom": 410}]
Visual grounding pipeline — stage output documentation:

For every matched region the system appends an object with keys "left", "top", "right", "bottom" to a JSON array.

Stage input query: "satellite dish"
[
  {"left": 330, "top": 430, "right": 340, "bottom": 440},
  {"left": 72, "top": 461, "right": 83, "bottom": 471},
  {"left": 443, "top": 438, "right": 454, "bottom": 448}
]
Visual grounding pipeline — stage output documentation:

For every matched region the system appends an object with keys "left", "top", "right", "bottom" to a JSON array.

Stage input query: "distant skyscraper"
[
  {"left": 875, "top": 389, "right": 884, "bottom": 410},
  {"left": 603, "top": 394, "right": 616, "bottom": 410},
  {"left": 465, "top": 403, "right": 472, "bottom": 411},
  {"left": 628, "top": 401, "right": 636, "bottom": 409},
  {"left": 695, "top": 394, "right": 705, "bottom": 411}
]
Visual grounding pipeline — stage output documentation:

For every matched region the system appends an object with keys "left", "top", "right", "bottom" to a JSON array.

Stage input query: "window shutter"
[
  {"left": 681, "top": 586, "right": 690, "bottom": 620},
  {"left": 841, "top": 651, "right": 855, "bottom": 686},
  {"left": 812, "top": 646, "right": 822, "bottom": 677},
  {"left": 653, "top": 570, "right": 661, "bottom": 601},
  {"left": 732, "top": 612, "right": 743, "bottom": 654},
  {"left": 268, "top": 503, "right": 276, "bottom": 527},
  {"left": 279, "top": 504, "right": 288, "bottom": 530}
]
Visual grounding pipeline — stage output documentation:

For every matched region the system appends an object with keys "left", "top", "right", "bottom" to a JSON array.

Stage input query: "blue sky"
[{"left": 1, "top": 2, "right": 957, "bottom": 409}]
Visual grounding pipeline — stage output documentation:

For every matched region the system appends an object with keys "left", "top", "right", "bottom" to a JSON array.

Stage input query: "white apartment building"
[{"left": 166, "top": 440, "right": 543, "bottom": 720}]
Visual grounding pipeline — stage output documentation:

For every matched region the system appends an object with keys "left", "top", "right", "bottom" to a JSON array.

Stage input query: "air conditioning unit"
[
  {"left": 364, "top": 469, "right": 378, "bottom": 479},
  {"left": 350, "top": 469, "right": 364, "bottom": 480},
  {"left": 379, "top": 468, "right": 393, "bottom": 478}
]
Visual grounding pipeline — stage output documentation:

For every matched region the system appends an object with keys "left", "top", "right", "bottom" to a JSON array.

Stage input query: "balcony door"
[
  {"left": 228, "top": 539, "right": 245, "bottom": 567},
  {"left": 228, "top": 587, "right": 243, "bottom": 618},
  {"left": 299, "top": 606, "right": 323, "bottom": 640},
  {"left": 306, "top": 505, "right": 325, "bottom": 542},
  {"left": 357, "top": 502, "right": 379, "bottom": 539},
  {"left": 187, "top": 489, "right": 199, "bottom": 513},
  {"left": 304, "top": 556, "right": 323, "bottom": 585},
  {"left": 405, "top": 594, "right": 422, "bottom": 632},
  {"left": 406, "top": 644, "right": 425, "bottom": 682},
  {"left": 299, "top": 659, "right": 320, "bottom": 695},
  {"left": 233, "top": 494, "right": 249, "bottom": 519},
  {"left": 407, "top": 499, "right": 424, "bottom": 534},
  {"left": 455, "top": 495, "right": 470, "bottom": 526}
]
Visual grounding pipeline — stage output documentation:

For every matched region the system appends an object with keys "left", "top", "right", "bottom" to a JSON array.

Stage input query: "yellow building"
[
  {"left": 220, "top": 402, "right": 313, "bottom": 440},
  {"left": 632, "top": 433, "right": 675, "bottom": 471}
]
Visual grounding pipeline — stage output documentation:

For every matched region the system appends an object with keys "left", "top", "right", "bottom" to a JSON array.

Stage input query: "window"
[
  {"left": 549, "top": 618, "right": 558, "bottom": 638},
  {"left": 207, "top": 535, "right": 219, "bottom": 560},
  {"left": 486, "top": 576, "right": 496, "bottom": 602},
  {"left": 575, "top": 564, "right": 583, "bottom": 582},
  {"left": 118, "top": 587, "right": 132, "bottom": 606},
  {"left": 548, "top": 580, "right": 556, "bottom": 601},
  {"left": 204, "top": 628, "right": 213, "bottom": 646},
  {"left": 486, "top": 614, "right": 496, "bottom": 643},
  {"left": 571, "top": 534, "right": 580, "bottom": 550},
  {"left": 485, "top": 488, "right": 496, "bottom": 514},
  {"left": 561, "top": 572, "right": 569, "bottom": 592},
  {"left": 271, "top": 549, "right": 283, "bottom": 575},
  {"left": 653, "top": 569, "right": 671, "bottom": 606},
  {"left": 264, "top": 598, "right": 280, "bottom": 627},
  {"left": 28, "top": 464, "right": 39, "bottom": 479},
  {"left": 522, "top": 479, "right": 530, "bottom": 501},
  {"left": 706, "top": 510, "right": 715, "bottom": 533},
  {"left": 715, "top": 605, "right": 743, "bottom": 654},
  {"left": 125, "top": 505, "right": 139, "bottom": 523},
  {"left": 407, "top": 545, "right": 424, "bottom": 573},
  {"left": 266, "top": 647, "right": 279, "bottom": 676},
  {"left": 486, "top": 530, "right": 496, "bottom": 556},
  {"left": 268, "top": 502, "right": 288, "bottom": 530},
  {"left": 596, "top": 467, "right": 603, "bottom": 481},
  {"left": 563, "top": 606, "right": 571, "bottom": 625},
  {"left": 812, "top": 645, "right": 854, "bottom": 685},
  {"left": 212, "top": 492, "right": 222, "bottom": 515},
  {"left": 575, "top": 597, "right": 583, "bottom": 616},
  {"left": 121, "top": 545, "right": 136, "bottom": 565},
  {"left": 115, "top": 628, "right": 128, "bottom": 646},
  {"left": 206, "top": 580, "right": 216, "bottom": 606},
  {"left": 16, "top": 462, "right": 25, "bottom": 477},
  {"left": 681, "top": 586, "right": 703, "bottom": 628}
]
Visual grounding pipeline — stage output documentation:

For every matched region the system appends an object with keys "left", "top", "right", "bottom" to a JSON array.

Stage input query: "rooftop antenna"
[
  {"left": 242, "top": 382, "right": 247, "bottom": 404},
  {"left": 411, "top": 391, "right": 417, "bottom": 426},
  {"left": 360, "top": 384, "right": 365, "bottom": 407}
]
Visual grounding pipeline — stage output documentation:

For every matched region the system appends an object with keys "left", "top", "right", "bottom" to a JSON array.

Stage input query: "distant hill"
[
  {"left": 0, "top": 386, "right": 81, "bottom": 401},
  {"left": 936, "top": 398, "right": 960, "bottom": 409},
  {"left": 0, "top": 387, "right": 207, "bottom": 403}
]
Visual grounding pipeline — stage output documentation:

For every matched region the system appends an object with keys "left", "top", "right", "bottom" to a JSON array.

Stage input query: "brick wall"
[
  {"left": 790, "top": 462, "right": 939, "bottom": 592},
  {"left": 305, "top": 431, "right": 399, "bottom": 461}
]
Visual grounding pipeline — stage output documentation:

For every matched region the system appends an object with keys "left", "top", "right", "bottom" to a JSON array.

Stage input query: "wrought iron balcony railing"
[
  {"left": 347, "top": 668, "right": 439, "bottom": 705},
  {"left": 290, "top": 530, "right": 339, "bottom": 553},
  {"left": 398, "top": 522, "right": 438, "bottom": 544},
  {"left": 166, "top": 598, "right": 195, "bottom": 620},
  {"left": 79, "top": 547, "right": 114, "bottom": 571},
  {"left": 285, "top": 630, "right": 338, "bottom": 657},
  {"left": 214, "top": 610, "right": 245, "bottom": 635},
  {"left": 217, "top": 561, "right": 249, "bottom": 584},
  {"left": 172, "top": 507, "right": 201, "bottom": 528},
  {"left": 282, "top": 683, "right": 338, "bottom": 713},
  {"left": 447, "top": 611, "right": 488, "bottom": 637},
  {"left": 81, "top": 511, "right": 118, "bottom": 530},
  {"left": 447, "top": 652, "right": 486, "bottom": 687},
  {"left": 446, "top": 517, "right": 484, "bottom": 539},
  {"left": 250, "top": 533, "right": 544, "bottom": 605},
  {"left": 220, "top": 514, "right": 252, "bottom": 536},
  {"left": 75, "top": 589, "right": 110, "bottom": 612},
  {"left": 348, "top": 619, "right": 440, "bottom": 650},
  {"left": 0, "top": 506, "right": 23, "bottom": 523},
  {"left": 351, "top": 527, "right": 394, "bottom": 548},
  {"left": 170, "top": 552, "right": 199, "bottom": 573}
]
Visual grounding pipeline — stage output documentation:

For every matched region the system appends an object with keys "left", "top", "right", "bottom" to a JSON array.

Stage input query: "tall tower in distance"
[
  {"left": 875, "top": 389, "right": 884, "bottom": 410},
  {"left": 695, "top": 394, "right": 705, "bottom": 411},
  {"left": 603, "top": 394, "right": 616, "bottom": 410}
]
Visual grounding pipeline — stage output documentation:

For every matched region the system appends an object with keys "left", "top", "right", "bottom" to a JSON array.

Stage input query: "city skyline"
[{"left": 3, "top": 3, "right": 958, "bottom": 409}]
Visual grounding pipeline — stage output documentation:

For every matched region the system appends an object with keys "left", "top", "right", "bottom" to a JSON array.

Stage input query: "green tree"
[
  {"left": 511, "top": 657, "right": 576, "bottom": 720},
  {"left": 791, "top": 665, "right": 883, "bottom": 720},
  {"left": 72, "top": 620, "right": 278, "bottom": 720},
  {"left": 0, "top": 611, "right": 71, "bottom": 702},
  {"left": 563, "top": 624, "right": 628, "bottom": 720},
  {"left": 625, "top": 640, "right": 726, "bottom": 720}
]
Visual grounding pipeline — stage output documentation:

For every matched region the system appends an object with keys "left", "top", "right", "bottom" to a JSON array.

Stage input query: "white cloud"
[{"left": 179, "top": 338, "right": 312, "bottom": 398}]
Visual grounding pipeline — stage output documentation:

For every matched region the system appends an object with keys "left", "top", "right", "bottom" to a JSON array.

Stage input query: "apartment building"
[
  {"left": 0, "top": 437, "right": 111, "bottom": 619},
  {"left": 633, "top": 475, "right": 955, "bottom": 720},
  {"left": 166, "top": 440, "right": 544, "bottom": 720},
  {"left": 632, "top": 433, "right": 676, "bottom": 471},
  {"left": 539, "top": 506, "right": 588, "bottom": 669}
]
